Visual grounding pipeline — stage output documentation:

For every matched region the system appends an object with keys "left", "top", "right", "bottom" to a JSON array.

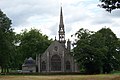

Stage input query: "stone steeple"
[{"left": 58, "top": 6, "right": 66, "bottom": 47}]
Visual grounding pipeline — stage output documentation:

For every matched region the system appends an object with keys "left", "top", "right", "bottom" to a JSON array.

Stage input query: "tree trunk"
[
  {"left": 7, "top": 68, "right": 9, "bottom": 73},
  {"left": 1, "top": 67, "right": 3, "bottom": 73}
]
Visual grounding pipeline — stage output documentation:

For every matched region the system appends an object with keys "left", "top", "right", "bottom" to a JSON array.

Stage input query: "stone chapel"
[{"left": 36, "top": 7, "right": 79, "bottom": 73}]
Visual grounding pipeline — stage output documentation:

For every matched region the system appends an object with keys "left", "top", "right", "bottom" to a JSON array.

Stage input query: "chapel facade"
[{"left": 36, "top": 7, "right": 79, "bottom": 72}]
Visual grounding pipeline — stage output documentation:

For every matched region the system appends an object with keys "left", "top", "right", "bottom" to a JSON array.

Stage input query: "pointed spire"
[
  {"left": 58, "top": 6, "right": 66, "bottom": 47},
  {"left": 60, "top": 6, "right": 64, "bottom": 25}
]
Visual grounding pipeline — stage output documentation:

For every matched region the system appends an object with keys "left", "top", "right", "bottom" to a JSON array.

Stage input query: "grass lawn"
[{"left": 0, "top": 74, "right": 120, "bottom": 80}]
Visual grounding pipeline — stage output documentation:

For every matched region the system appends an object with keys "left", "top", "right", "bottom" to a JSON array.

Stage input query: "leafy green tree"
[
  {"left": 8, "top": 33, "right": 21, "bottom": 70},
  {"left": 97, "top": 28, "right": 120, "bottom": 73},
  {"left": 0, "top": 9, "right": 15, "bottom": 73},
  {"left": 98, "top": 0, "right": 120, "bottom": 12},
  {"left": 73, "top": 28, "right": 120, "bottom": 74},
  {"left": 73, "top": 28, "right": 100, "bottom": 74},
  {"left": 17, "top": 28, "right": 52, "bottom": 66}
]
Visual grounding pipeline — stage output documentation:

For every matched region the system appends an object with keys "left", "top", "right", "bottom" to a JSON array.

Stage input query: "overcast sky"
[{"left": 0, "top": 0, "right": 120, "bottom": 40}]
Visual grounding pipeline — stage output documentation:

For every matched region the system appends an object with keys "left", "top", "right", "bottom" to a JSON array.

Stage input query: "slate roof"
[{"left": 22, "top": 57, "right": 36, "bottom": 67}]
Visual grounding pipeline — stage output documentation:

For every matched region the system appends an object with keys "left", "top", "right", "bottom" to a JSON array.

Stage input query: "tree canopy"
[
  {"left": 73, "top": 28, "right": 120, "bottom": 74},
  {"left": 99, "top": 0, "right": 120, "bottom": 12},
  {"left": 0, "top": 9, "right": 15, "bottom": 73},
  {"left": 17, "top": 28, "right": 52, "bottom": 65}
]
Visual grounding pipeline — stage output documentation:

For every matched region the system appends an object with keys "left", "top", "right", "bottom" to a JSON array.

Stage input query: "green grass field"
[{"left": 0, "top": 74, "right": 120, "bottom": 80}]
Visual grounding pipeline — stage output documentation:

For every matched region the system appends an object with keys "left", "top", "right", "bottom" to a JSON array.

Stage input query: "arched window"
[
  {"left": 66, "top": 61, "right": 71, "bottom": 71},
  {"left": 41, "top": 61, "right": 46, "bottom": 71},
  {"left": 51, "top": 54, "right": 61, "bottom": 71}
]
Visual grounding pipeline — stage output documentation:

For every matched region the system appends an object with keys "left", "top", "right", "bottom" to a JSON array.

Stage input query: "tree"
[
  {"left": 97, "top": 28, "right": 120, "bottom": 73},
  {"left": 8, "top": 33, "right": 21, "bottom": 70},
  {"left": 17, "top": 28, "right": 52, "bottom": 67},
  {"left": 73, "top": 28, "right": 101, "bottom": 74},
  {"left": 73, "top": 28, "right": 120, "bottom": 74},
  {"left": 0, "top": 9, "right": 15, "bottom": 73},
  {"left": 98, "top": 0, "right": 120, "bottom": 12}
]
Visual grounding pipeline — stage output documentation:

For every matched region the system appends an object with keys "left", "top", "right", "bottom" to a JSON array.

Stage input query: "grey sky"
[{"left": 0, "top": 0, "right": 120, "bottom": 40}]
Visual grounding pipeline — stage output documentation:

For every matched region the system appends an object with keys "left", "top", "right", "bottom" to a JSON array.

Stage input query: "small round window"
[{"left": 54, "top": 46, "right": 58, "bottom": 51}]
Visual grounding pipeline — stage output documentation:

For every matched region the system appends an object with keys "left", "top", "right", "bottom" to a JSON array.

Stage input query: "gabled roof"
[
  {"left": 22, "top": 57, "right": 36, "bottom": 67},
  {"left": 41, "top": 40, "right": 68, "bottom": 55}
]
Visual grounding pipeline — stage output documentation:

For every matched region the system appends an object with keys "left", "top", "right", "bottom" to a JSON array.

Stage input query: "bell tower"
[{"left": 58, "top": 7, "right": 66, "bottom": 47}]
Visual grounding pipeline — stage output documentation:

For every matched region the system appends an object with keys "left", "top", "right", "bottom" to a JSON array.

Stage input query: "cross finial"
[{"left": 60, "top": 0, "right": 63, "bottom": 7}]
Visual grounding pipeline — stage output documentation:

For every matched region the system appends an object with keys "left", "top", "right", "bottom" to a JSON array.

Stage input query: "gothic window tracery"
[
  {"left": 41, "top": 61, "right": 46, "bottom": 71},
  {"left": 51, "top": 54, "right": 61, "bottom": 71},
  {"left": 66, "top": 61, "right": 71, "bottom": 71}
]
